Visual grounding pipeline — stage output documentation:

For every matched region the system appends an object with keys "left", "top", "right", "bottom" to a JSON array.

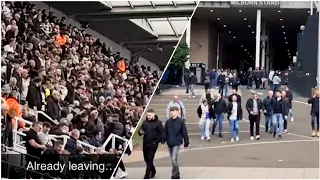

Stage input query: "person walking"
[
  {"left": 226, "top": 95, "right": 243, "bottom": 142},
  {"left": 217, "top": 72, "right": 226, "bottom": 97},
  {"left": 246, "top": 92, "right": 264, "bottom": 140},
  {"left": 272, "top": 72, "right": 282, "bottom": 94},
  {"left": 281, "top": 90, "right": 290, "bottom": 133},
  {"left": 184, "top": 69, "right": 190, "bottom": 94},
  {"left": 138, "top": 109, "right": 163, "bottom": 179},
  {"left": 197, "top": 99, "right": 214, "bottom": 141},
  {"left": 188, "top": 72, "right": 197, "bottom": 99},
  {"left": 209, "top": 69, "right": 217, "bottom": 88},
  {"left": 211, "top": 93, "right": 227, "bottom": 137},
  {"left": 162, "top": 107, "right": 189, "bottom": 179},
  {"left": 228, "top": 88, "right": 241, "bottom": 104},
  {"left": 230, "top": 73, "right": 239, "bottom": 91},
  {"left": 308, "top": 88, "right": 319, "bottom": 137},
  {"left": 285, "top": 86, "right": 294, "bottom": 121},
  {"left": 271, "top": 90, "right": 288, "bottom": 140},
  {"left": 263, "top": 91, "right": 274, "bottom": 133},
  {"left": 166, "top": 95, "right": 186, "bottom": 121}
]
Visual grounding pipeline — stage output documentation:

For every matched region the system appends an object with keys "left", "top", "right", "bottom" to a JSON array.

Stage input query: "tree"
[{"left": 170, "top": 42, "right": 189, "bottom": 67}]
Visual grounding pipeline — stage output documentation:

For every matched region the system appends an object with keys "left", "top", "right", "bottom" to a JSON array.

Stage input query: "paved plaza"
[{"left": 121, "top": 86, "right": 319, "bottom": 179}]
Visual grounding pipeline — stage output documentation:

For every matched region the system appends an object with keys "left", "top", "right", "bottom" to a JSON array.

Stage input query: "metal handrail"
[{"left": 101, "top": 133, "right": 128, "bottom": 150}]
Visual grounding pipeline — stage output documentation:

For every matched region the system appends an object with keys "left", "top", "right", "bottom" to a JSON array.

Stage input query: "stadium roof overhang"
[{"left": 45, "top": 1, "right": 196, "bottom": 67}]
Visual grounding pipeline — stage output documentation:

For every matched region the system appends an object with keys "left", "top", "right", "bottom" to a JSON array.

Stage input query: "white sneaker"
[
  {"left": 206, "top": 137, "right": 211, "bottom": 141},
  {"left": 201, "top": 136, "right": 205, "bottom": 140},
  {"left": 236, "top": 136, "right": 240, "bottom": 142},
  {"left": 284, "top": 129, "right": 288, "bottom": 133},
  {"left": 192, "top": 96, "right": 195, "bottom": 99},
  {"left": 231, "top": 138, "right": 235, "bottom": 142},
  {"left": 120, "top": 172, "right": 128, "bottom": 179},
  {"left": 189, "top": 96, "right": 192, "bottom": 99},
  {"left": 291, "top": 117, "right": 294, "bottom": 121},
  {"left": 255, "top": 135, "right": 260, "bottom": 140},
  {"left": 250, "top": 136, "right": 254, "bottom": 140}
]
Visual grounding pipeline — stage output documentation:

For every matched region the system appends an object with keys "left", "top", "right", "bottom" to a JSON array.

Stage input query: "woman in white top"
[
  {"left": 227, "top": 95, "right": 243, "bottom": 142},
  {"left": 197, "top": 99, "right": 212, "bottom": 141}
]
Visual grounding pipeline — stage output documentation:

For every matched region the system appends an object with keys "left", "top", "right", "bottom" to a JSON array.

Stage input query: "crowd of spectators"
[{"left": 1, "top": 1, "right": 159, "bottom": 178}]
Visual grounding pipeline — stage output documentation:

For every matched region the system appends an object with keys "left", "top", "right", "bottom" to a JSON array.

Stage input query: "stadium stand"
[{"left": 1, "top": 1, "right": 160, "bottom": 178}]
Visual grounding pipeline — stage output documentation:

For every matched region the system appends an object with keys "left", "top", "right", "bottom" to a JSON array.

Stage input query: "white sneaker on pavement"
[
  {"left": 291, "top": 117, "right": 294, "bottom": 121},
  {"left": 236, "top": 136, "right": 240, "bottom": 142},
  {"left": 231, "top": 138, "right": 235, "bottom": 142},
  {"left": 255, "top": 135, "right": 260, "bottom": 140},
  {"left": 206, "top": 137, "right": 211, "bottom": 141},
  {"left": 250, "top": 136, "right": 254, "bottom": 140},
  {"left": 201, "top": 136, "right": 205, "bottom": 140},
  {"left": 284, "top": 129, "right": 288, "bottom": 133}
]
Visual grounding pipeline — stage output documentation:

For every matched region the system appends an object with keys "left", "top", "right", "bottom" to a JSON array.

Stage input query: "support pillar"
[
  {"left": 255, "top": 9, "right": 261, "bottom": 68},
  {"left": 261, "top": 22, "right": 266, "bottom": 68},
  {"left": 182, "top": 22, "right": 191, "bottom": 86},
  {"left": 216, "top": 33, "right": 220, "bottom": 69}
]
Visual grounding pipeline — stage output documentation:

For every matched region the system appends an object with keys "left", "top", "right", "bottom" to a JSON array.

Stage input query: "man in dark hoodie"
[
  {"left": 308, "top": 88, "right": 319, "bottom": 137},
  {"left": 138, "top": 109, "right": 163, "bottom": 179},
  {"left": 263, "top": 90, "right": 274, "bottom": 133},
  {"left": 162, "top": 106, "right": 189, "bottom": 179},
  {"left": 26, "top": 76, "right": 43, "bottom": 110},
  {"left": 46, "top": 90, "right": 61, "bottom": 121},
  {"left": 285, "top": 86, "right": 294, "bottom": 122},
  {"left": 271, "top": 90, "right": 289, "bottom": 140},
  {"left": 246, "top": 92, "right": 264, "bottom": 140}
]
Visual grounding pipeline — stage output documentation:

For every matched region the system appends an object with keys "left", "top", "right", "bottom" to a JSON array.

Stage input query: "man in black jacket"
[
  {"left": 26, "top": 76, "right": 43, "bottom": 110},
  {"left": 246, "top": 92, "right": 264, "bottom": 140},
  {"left": 46, "top": 90, "right": 61, "bottom": 121},
  {"left": 285, "top": 86, "right": 294, "bottom": 122},
  {"left": 162, "top": 107, "right": 189, "bottom": 179},
  {"left": 212, "top": 93, "right": 227, "bottom": 137},
  {"left": 228, "top": 88, "right": 241, "bottom": 104},
  {"left": 281, "top": 90, "right": 290, "bottom": 133},
  {"left": 138, "top": 109, "right": 163, "bottom": 179},
  {"left": 271, "top": 90, "right": 289, "bottom": 140},
  {"left": 188, "top": 72, "right": 197, "bottom": 99},
  {"left": 308, "top": 88, "right": 319, "bottom": 137}
]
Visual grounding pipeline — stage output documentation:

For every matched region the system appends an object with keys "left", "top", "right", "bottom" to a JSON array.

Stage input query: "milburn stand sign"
[{"left": 230, "top": 1, "right": 280, "bottom": 8}]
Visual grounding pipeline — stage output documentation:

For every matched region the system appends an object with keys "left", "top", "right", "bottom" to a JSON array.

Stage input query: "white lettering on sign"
[{"left": 230, "top": 1, "right": 280, "bottom": 6}]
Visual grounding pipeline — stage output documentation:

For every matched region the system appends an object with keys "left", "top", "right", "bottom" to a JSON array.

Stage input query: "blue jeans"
[
  {"left": 229, "top": 119, "right": 239, "bottom": 139},
  {"left": 265, "top": 115, "right": 272, "bottom": 132},
  {"left": 214, "top": 114, "right": 224, "bottom": 134},
  {"left": 210, "top": 79, "right": 216, "bottom": 87},
  {"left": 289, "top": 109, "right": 294, "bottom": 119},
  {"left": 168, "top": 146, "right": 180, "bottom": 178},
  {"left": 189, "top": 84, "right": 195, "bottom": 96},
  {"left": 272, "top": 113, "right": 284, "bottom": 136},
  {"left": 201, "top": 118, "right": 211, "bottom": 138},
  {"left": 223, "top": 84, "right": 230, "bottom": 98}
]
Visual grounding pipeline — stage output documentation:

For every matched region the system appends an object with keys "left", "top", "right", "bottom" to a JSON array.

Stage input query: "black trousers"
[
  {"left": 284, "top": 119, "right": 287, "bottom": 130},
  {"left": 143, "top": 143, "right": 158, "bottom": 177},
  {"left": 249, "top": 115, "right": 260, "bottom": 136}
]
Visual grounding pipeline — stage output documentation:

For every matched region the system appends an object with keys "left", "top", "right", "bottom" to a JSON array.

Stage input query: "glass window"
[
  {"left": 130, "top": 1, "right": 152, "bottom": 6},
  {"left": 150, "top": 19, "right": 175, "bottom": 35},
  {"left": 109, "top": 1, "right": 130, "bottom": 7}
]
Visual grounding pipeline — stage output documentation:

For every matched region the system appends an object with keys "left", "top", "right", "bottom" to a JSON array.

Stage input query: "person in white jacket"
[{"left": 197, "top": 100, "right": 212, "bottom": 141}]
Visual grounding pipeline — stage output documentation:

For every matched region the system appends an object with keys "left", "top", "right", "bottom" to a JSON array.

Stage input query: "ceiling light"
[
  {"left": 252, "top": 31, "right": 254, "bottom": 34},
  {"left": 287, "top": 50, "right": 290, "bottom": 52},
  {"left": 288, "top": 53, "right": 290, "bottom": 55},
  {"left": 217, "top": 17, "right": 220, "bottom": 20},
  {"left": 233, "top": 36, "right": 236, "bottom": 39},
  {"left": 282, "top": 26, "right": 284, "bottom": 28},
  {"left": 250, "top": 55, "right": 252, "bottom": 57},
  {"left": 308, "top": 10, "right": 310, "bottom": 13},
  {"left": 223, "top": 25, "right": 227, "bottom": 27},
  {"left": 241, "top": 45, "right": 243, "bottom": 47},
  {"left": 280, "top": 18, "right": 283, "bottom": 21},
  {"left": 289, "top": 56, "right": 291, "bottom": 58},
  {"left": 229, "top": 31, "right": 231, "bottom": 33},
  {"left": 283, "top": 32, "right": 286, "bottom": 34},
  {"left": 284, "top": 37, "right": 287, "bottom": 39},
  {"left": 278, "top": 10, "right": 281, "bottom": 13},
  {"left": 285, "top": 42, "right": 288, "bottom": 44},
  {"left": 244, "top": 18, "right": 247, "bottom": 21},
  {"left": 248, "top": 25, "right": 251, "bottom": 28},
  {"left": 244, "top": 49, "right": 247, "bottom": 51},
  {"left": 210, "top": 9, "right": 213, "bottom": 12},
  {"left": 247, "top": 52, "right": 249, "bottom": 54},
  {"left": 239, "top": 10, "right": 242, "bottom": 12}
]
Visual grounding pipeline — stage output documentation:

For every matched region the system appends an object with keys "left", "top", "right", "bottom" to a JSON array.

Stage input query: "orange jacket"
[
  {"left": 118, "top": 60, "right": 127, "bottom": 73},
  {"left": 56, "top": 35, "right": 68, "bottom": 46},
  {"left": 6, "top": 97, "right": 25, "bottom": 129}
]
